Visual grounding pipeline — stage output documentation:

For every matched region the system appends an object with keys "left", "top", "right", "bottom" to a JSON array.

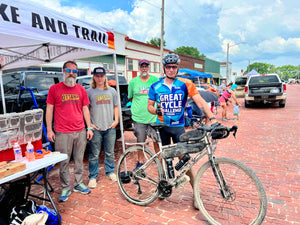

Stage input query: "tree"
[
  {"left": 174, "top": 46, "right": 206, "bottom": 59},
  {"left": 246, "top": 63, "right": 300, "bottom": 80},
  {"left": 146, "top": 38, "right": 166, "bottom": 47},
  {"left": 276, "top": 65, "right": 300, "bottom": 80},
  {"left": 247, "top": 62, "right": 276, "bottom": 74}
]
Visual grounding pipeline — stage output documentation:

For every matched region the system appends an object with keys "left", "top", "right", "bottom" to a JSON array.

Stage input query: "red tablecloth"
[{"left": 0, "top": 140, "right": 43, "bottom": 162}]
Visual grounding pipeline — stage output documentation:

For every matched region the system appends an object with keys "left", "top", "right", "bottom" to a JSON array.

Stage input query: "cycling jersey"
[{"left": 148, "top": 77, "right": 199, "bottom": 127}]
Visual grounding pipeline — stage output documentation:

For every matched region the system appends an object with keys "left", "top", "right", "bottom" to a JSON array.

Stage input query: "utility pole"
[
  {"left": 248, "top": 59, "right": 250, "bottom": 72},
  {"left": 226, "top": 43, "right": 229, "bottom": 83},
  {"left": 226, "top": 41, "right": 246, "bottom": 83},
  {"left": 160, "top": 0, "right": 164, "bottom": 75}
]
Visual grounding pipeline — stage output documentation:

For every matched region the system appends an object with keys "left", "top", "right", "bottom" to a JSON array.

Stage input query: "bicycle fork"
[{"left": 207, "top": 139, "right": 233, "bottom": 201}]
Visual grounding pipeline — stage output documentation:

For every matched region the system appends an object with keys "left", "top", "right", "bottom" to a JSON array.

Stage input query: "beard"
[
  {"left": 63, "top": 74, "right": 76, "bottom": 87},
  {"left": 140, "top": 71, "right": 149, "bottom": 78}
]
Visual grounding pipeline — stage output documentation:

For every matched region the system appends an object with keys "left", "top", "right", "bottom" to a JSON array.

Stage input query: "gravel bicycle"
[{"left": 116, "top": 123, "right": 267, "bottom": 225}]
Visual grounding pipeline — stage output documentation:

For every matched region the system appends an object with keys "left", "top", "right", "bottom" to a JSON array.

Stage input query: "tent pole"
[
  {"left": 0, "top": 69, "right": 7, "bottom": 113},
  {"left": 113, "top": 53, "right": 126, "bottom": 155}
]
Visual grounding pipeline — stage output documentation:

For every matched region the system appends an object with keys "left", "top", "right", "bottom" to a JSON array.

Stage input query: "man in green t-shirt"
[{"left": 128, "top": 59, "right": 159, "bottom": 170}]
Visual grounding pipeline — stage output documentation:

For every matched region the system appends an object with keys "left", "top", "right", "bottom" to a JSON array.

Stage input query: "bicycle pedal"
[{"left": 175, "top": 175, "right": 190, "bottom": 189}]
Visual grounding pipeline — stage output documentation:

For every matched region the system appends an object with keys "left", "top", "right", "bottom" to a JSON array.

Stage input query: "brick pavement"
[{"left": 40, "top": 85, "right": 300, "bottom": 224}]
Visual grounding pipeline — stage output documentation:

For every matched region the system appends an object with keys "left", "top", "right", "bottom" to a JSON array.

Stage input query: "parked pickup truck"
[{"left": 244, "top": 73, "right": 286, "bottom": 108}]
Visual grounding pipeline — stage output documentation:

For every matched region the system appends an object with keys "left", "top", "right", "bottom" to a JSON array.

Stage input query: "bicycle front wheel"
[
  {"left": 194, "top": 158, "right": 267, "bottom": 225},
  {"left": 116, "top": 146, "right": 163, "bottom": 206}
]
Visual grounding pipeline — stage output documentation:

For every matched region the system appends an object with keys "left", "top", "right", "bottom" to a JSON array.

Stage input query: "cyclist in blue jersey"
[{"left": 147, "top": 53, "right": 218, "bottom": 192}]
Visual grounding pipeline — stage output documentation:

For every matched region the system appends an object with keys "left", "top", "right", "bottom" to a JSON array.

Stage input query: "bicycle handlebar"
[{"left": 189, "top": 124, "right": 238, "bottom": 141}]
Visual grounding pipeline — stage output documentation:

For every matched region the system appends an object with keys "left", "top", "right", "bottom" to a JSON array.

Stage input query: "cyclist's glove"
[{"left": 156, "top": 107, "right": 163, "bottom": 116}]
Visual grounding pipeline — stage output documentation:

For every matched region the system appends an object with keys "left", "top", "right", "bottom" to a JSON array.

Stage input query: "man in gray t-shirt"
[
  {"left": 87, "top": 67, "right": 119, "bottom": 188},
  {"left": 88, "top": 87, "right": 118, "bottom": 130}
]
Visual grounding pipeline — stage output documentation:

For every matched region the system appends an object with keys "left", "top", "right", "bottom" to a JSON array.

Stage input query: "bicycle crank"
[{"left": 158, "top": 180, "right": 172, "bottom": 198}]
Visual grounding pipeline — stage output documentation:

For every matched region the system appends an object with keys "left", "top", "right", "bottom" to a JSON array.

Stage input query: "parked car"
[
  {"left": 244, "top": 73, "right": 286, "bottom": 108},
  {"left": 0, "top": 71, "right": 63, "bottom": 114},
  {"left": 234, "top": 76, "right": 248, "bottom": 98},
  {"left": 76, "top": 74, "right": 133, "bottom": 139}
]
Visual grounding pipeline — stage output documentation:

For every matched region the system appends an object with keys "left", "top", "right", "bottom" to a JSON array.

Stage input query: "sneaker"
[
  {"left": 88, "top": 179, "right": 97, "bottom": 188},
  {"left": 221, "top": 118, "right": 228, "bottom": 121},
  {"left": 107, "top": 173, "right": 117, "bottom": 182},
  {"left": 133, "top": 161, "right": 144, "bottom": 171},
  {"left": 59, "top": 189, "right": 71, "bottom": 202},
  {"left": 73, "top": 183, "right": 91, "bottom": 194}
]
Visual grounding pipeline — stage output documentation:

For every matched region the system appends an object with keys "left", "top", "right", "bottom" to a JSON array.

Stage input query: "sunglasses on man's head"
[
  {"left": 65, "top": 68, "right": 78, "bottom": 74},
  {"left": 165, "top": 65, "right": 178, "bottom": 70}
]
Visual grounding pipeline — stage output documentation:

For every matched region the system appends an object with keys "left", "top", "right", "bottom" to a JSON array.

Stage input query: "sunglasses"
[
  {"left": 165, "top": 65, "right": 178, "bottom": 70},
  {"left": 65, "top": 68, "right": 78, "bottom": 73}
]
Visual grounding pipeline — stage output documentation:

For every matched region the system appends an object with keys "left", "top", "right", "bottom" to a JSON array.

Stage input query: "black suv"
[{"left": 0, "top": 71, "right": 63, "bottom": 114}]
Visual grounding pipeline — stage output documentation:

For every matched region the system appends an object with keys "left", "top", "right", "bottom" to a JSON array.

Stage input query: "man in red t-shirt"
[{"left": 46, "top": 61, "right": 93, "bottom": 202}]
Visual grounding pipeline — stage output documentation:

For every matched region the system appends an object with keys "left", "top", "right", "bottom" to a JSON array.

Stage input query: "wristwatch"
[{"left": 209, "top": 117, "right": 216, "bottom": 121}]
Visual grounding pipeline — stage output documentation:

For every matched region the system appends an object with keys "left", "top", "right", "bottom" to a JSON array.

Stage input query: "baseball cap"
[
  {"left": 138, "top": 59, "right": 150, "bottom": 66},
  {"left": 93, "top": 67, "right": 106, "bottom": 75}
]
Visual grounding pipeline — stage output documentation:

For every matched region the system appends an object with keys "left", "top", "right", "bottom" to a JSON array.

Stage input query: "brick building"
[{"left": 175, "top": 53, "right": 205, "bottom": 72}]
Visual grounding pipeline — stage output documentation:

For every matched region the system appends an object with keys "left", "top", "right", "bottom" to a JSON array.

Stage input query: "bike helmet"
[{"left": 162, "top": 53, "right": 180, "bottom": 65}]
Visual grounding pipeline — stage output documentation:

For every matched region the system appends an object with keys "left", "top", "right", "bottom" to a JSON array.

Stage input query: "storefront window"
[{"left": 128, "top": 59, "right": 133, "bottom": 71}]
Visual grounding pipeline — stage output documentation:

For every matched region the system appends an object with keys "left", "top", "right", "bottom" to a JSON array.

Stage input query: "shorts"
[
  {"left": 160, "top": 126, "right": 185, "bottom": 146},
  {"left": 234, "top": 105, "right": 239, "bottom": 115},
  {"left": 133, "top": 121, "right": 158, "bottom": 142},
  {"left": 219, "top": 96, "right": 227, "bottom": 103}
]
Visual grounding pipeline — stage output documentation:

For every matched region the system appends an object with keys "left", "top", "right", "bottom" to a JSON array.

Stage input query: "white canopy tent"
[{"left": 0, "top": 0, "right": 126, "bottom": 151}]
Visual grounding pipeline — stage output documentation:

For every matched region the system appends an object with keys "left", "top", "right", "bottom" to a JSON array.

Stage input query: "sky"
[{"left": 26, "top": 0, "right": 300, "bottom": 71}]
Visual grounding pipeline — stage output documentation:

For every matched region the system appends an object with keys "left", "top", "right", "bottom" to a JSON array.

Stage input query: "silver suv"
[{"left": 234, "top": 76, "right": 248, "bottom": 98}]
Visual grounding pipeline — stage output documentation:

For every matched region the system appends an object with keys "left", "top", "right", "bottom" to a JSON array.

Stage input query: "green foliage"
[
  {"left": 276, "top": 65, "right": 300, "bottom": 80},
  {"left": 246, "top": 62, "right": 300, "bottom": 80},
  {"left": 146, "top": 38, "right": 166, "bottom": 47},
  {"left": 174, "top": 46, "right": 206, "bottom": 59},
  {"left": 247, "top": 62, "right": 275, "bottom": 74}
]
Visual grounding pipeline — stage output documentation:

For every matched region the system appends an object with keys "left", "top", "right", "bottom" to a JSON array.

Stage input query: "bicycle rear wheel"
[
  {"left": 194, "top": 158, "right": 267, "bottom": 225},
  {"left": 116, "top": 146, "right": 163, "bottom": 206}
]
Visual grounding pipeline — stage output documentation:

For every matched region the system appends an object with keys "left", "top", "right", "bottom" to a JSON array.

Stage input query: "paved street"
[{"left": 43, "top": 85, "right": 300, "bottom": 224}]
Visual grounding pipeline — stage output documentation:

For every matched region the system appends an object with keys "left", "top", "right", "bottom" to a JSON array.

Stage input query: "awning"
[
  {"left": 0, "top": 0, "right": 128, "bottom": 156},
  {"left": 0, "top": 0, "right": 115, "bottom": 71}
]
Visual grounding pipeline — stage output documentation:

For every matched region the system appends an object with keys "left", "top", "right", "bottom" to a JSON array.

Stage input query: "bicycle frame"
[
  {"left": 131, "top": 125, "right": 234, "bottom": 202},
  {"left": 132, "top": 127, "right": 216, "bottom": 187}
]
